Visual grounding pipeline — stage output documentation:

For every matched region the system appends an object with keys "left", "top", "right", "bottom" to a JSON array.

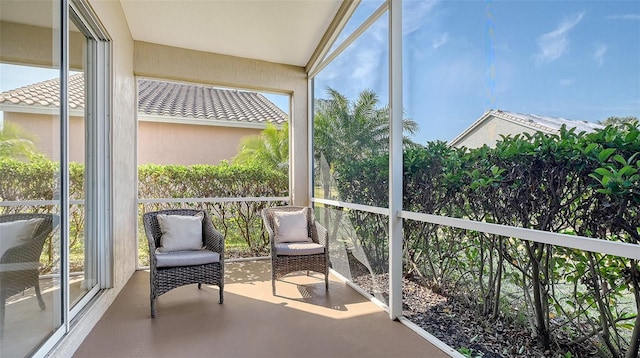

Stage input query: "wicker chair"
[
  {"left": 1, "top": 213, "right": 56, "bottom": 338},
  {"left": 262, "top": 206, "right": 329, "bottom": 295},
  {"left": 143, "top": 209, "right": 224, "bottom": 317}
]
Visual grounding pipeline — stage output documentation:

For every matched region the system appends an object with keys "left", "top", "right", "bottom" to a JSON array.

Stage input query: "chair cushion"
[
  {"left": 273, "top": 208, "right": 311, "bottom": 243},
  {"left": 157, "top": 212, "right": 204, "bottom": 252},
  {"left": 0, "top": 218, "right": 43, "bottom": 259},
  {"left": 275, "top": 242, "right": 325, "bottom": 256},
  {"left": 155, "top": 249, "right": 220, "bottom": 268}
]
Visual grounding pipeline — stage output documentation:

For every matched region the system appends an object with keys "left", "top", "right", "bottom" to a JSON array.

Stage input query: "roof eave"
[
  {"left": 448, "top": 109, "right": 495, "bottom": 146},
  {"left": 137, "top": 114, "right": 277, "bottom": 129},
  {"left": 0, "top": 103, "right": 84, "bottom": 117}
]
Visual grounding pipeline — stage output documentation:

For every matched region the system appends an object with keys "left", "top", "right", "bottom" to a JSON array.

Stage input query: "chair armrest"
[
  {"left": 261, "top": 209, "right": 277, "bottom": 252},
  {"left": 203, "top": 218, "right": 225, "bottom": 257},
  {"left": 315, "top": 221, "right": 329, "bottom": 249},
  {"left": 143, "top": 223, "right": 158, "bottom": 253}
]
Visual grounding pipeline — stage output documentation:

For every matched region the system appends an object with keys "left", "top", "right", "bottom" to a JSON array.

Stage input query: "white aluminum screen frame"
[{"left": 307, "top": 0, "right": 640, "bottom": 325}]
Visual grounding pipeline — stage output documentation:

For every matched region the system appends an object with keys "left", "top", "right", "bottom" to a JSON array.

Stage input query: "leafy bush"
[
  {"left": 1, "top": 159, "right": 288, "bottom": 270},
  {"left": 138, "top": 161, "right": 288, "bottom": 259},
  {"left": 331, "top": 124, "right": 639, "bottom": 357}
]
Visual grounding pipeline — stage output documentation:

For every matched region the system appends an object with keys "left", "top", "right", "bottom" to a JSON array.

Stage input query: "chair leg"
[
  {"left": 219, "top": 285, "right": 224, "bottom": 304},
  {"left": 0, "top": 296, "right": 5, "bottom": 339},
  {"left": 151, "top": 298, "right": 156, "bottom": 318},
  {"left": 325, "top": 273, "right": 329, "bottom": 292},
  {"left": 35, "top": 282, "right": 46, "bottom": 310},
  {"left": 272, "top": 278, "right": 276, "bottom": 296},
  {"left": 198, "top": 283, "right": 202, "bottom": 289}
]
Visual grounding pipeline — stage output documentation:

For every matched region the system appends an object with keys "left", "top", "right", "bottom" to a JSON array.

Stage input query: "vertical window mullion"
[{"left": 59, "top": 0, "right": 71, "bottom": 334}]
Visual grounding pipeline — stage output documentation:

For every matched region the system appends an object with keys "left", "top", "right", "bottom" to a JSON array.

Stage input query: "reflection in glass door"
[
  {"left": 68, "top": 15, "right": 98, "bottom": 310},
  {"left": 0, "top": 0, "right": 63, "bottom": 356},
  {"left": 1, "top": 0, "right": 109, "bottom": 355}
]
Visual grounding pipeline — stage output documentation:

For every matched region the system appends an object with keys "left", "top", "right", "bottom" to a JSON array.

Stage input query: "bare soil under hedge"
[{"left": 352, "top": 274, "right": 599, "bottom": 358}]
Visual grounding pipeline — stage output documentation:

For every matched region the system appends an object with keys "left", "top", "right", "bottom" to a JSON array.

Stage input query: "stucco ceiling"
[{"left": 119, "top": 0, "right": 343, "bottom": 67}]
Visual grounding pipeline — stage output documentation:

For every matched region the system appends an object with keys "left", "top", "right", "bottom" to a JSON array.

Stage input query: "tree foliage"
[
  {"left": 598, "top": 116, "right": 639, "bottom": 129},
  {"left": 233, "top": 122, "right": 289, "bottom": 174},
  {"left": 314, "top": 87, "right": 419, "bottom": 169},
  {"left": 330, "top": 123, "right": 639, "bottom": 357},
  {"left": 0, "top": 122, "right": 42, "bottom": 161}
]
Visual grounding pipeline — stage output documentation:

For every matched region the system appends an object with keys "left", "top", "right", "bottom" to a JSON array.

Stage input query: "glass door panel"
[
  {"left": 0, "top": 0, "right": 62, "bottom": 356},
  {"left": 68, "top": 16, "right": 96, "bottom": 309}
]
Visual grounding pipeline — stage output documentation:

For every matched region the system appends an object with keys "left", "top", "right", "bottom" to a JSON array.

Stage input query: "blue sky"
[
  {"left": 2, "top": 1, "right": 638, "bottom": 144},
  {"left": 0, "top": 64, "right": 58, "bottom": 93},
  {"left": 314, "top": 0, "right": 640, "bottom": 144}
]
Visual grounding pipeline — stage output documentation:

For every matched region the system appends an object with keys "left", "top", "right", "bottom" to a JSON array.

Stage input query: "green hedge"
[
  {"left": 330, "top": 124, "right": 639, "bottom": 356},
  {"left": 0, "top": 159, "right": 288, "bottom": 268},
  {"left": 138, "top": 162, "right": 288, "bottom": 260}
]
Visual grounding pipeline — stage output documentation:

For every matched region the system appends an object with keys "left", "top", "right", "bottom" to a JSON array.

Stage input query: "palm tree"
[
  {"left": 598, "top": 116, "right": 639, "bottom": 129},
  {"left": 0, "top": 121, "right": 40, "bottom": 161},
  {"left": 233, "top": 122, "right": 288, "bottom": 173},
  {"left": 314, "top": 87, "right": 419, "bottom": 168}
]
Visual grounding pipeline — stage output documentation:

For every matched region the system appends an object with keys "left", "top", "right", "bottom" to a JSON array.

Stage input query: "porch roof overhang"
[
  {"left": 1, "top": 0, "right": 351, "bottom": 70},
  {"left": 119, "top": 0, "right": 346, "bottom": 68}
]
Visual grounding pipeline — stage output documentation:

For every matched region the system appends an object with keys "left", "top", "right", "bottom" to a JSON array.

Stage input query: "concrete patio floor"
[{"left": 72, "top": 259, "right": 449, "bottom": 357}]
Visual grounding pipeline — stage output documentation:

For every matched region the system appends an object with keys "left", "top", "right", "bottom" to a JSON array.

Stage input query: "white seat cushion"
[
  {"left": 155, "top": 249, "right": 220, "bottom": 268},
  {"left": 273, "top": 208, "right": 311, "bottom": 243},
  {"left": 275, "top": 242, "right": 325, "bottom": 256}
]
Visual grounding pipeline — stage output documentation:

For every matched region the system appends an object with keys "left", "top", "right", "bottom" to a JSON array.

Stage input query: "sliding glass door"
[{"left": 0, "top": 0, "right": 110, "bottom": 355}]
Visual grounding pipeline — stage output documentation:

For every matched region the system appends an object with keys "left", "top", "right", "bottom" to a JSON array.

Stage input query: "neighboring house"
[
  {"left": 449, "top": 109, "right": 603, "bottom": 148},
  {"left": 0, "top": 74, "right": 288, "bottom": 165}
]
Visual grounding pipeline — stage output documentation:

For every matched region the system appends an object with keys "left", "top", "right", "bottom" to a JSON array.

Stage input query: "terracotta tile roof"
[
  {"left": 0, "top": 73, "right": 85, "bottom": 109},
  {"left": 137, "top": 78, "right": 287, "bottom": 123},
  {"left": 0, "top": 74, "right": 288, "bottom": 124}
]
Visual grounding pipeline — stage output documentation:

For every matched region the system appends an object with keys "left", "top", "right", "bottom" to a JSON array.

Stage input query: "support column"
[{"left": 388, "top": 0, "right": 403, "bottom": 320}]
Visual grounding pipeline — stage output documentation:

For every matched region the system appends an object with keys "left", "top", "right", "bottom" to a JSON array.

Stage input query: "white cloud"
[
  {"left": 315, "top": 18, "right": 388, "bottom": 98},
  {"left": 606, "top": 14, "right": 640, "bottom": 20},
  {"left": 403, "top": 1, "right": 439, "bottom": 35},
  {"left": 432, "top": 33, "right": 450, "bottom": 49},
  {"left": 559, "top": 79, "right": 574, "bottom": 86},
  {"left": 535, "top": 12, "right": 585, "bottom": 65},
  {"left": 593, "top": 43, "right": 607, "bottom": 66},
  {"left": 352, "top": 47, "right": 382, "bottom": 85}
]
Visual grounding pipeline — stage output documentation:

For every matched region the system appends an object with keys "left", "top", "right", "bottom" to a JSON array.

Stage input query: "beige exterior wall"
[
  {"left": 4, "top": 111, "right": 261, "bottom": 165},
  {"left": 453, "top": 116, "right": 540, "bottom": 149},
  {"left": 134, "top": 42, "right": 308, "bottom": 205},
  {"left": 4, "top": 112, "right": 86, "bottom": 162},
  {"left": 138, "top": 120, "right": 261, "bottom": 165}
]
